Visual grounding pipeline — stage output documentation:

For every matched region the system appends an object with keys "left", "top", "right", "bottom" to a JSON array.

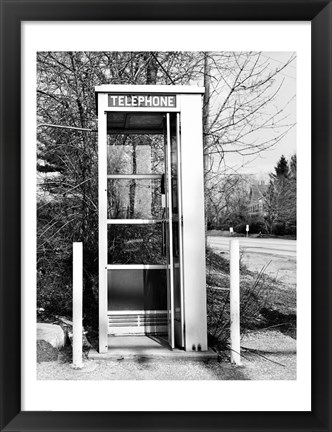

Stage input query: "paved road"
[{"left": 207, "top": 236, "right": 296, "bottom": 257}]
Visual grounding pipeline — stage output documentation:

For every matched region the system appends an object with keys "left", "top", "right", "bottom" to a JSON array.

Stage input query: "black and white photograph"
[
  {"left": 36, "top": 50, "right": 298, "bottom": 381},
  {"left": 3, "top": 6, "right": 332, "bottom": 429}
]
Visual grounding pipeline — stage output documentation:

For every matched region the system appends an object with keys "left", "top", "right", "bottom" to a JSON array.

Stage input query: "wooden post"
[
  {"left": 72, "top": 242, "right": 83, "bottom": 369},
  {"left": 230, "top": 239, "right": 241, "bottom": 365}
]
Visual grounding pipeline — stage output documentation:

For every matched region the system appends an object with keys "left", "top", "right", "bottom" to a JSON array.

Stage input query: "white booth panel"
[
  {"left": 98, "top": 92, "right": 109, "bottom": 353},
  {"left": 180, "top": 94, "right": 208, "bottom": 351}
]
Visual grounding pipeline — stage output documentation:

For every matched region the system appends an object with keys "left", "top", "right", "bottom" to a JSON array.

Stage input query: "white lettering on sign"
[{"left": 108, "top": 94, "right": 176, "bottom": 108}]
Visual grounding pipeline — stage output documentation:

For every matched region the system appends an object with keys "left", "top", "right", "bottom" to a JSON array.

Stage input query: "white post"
[
  {"left": 230, "top": 239, "right": 241, "bottom": 365},
  {"left": 72, "top": 242, "right": 83, "bottom": 369},
  {"left": 98, "top": 93, "right": 108, "bottom": 353}
]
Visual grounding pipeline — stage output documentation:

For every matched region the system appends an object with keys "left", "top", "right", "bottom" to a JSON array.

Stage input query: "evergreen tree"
[
  {"left": 274, "top": 154, "right": 289, "bottom": 178},
  {"left": 263, "top": 154, "right": 296, "bottom": 235},
  {"left": 290, "top": 153, "right": 297, "bottom": 179}
]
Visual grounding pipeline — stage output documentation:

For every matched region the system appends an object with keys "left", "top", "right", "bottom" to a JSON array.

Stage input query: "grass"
[
  {"left": 206, "top": 247, "right": 296, "bottom": 354},
  {"left": 207, "top": 229, "right": 296, "bottom": 240}
]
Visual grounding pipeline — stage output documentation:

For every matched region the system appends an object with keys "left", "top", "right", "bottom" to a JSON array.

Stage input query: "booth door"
[
  {"left": 164, "top": 113, "right": 184, "bottom": 349},
  {"left": 106, "top": 112, "right": 184, "bottom": 349}
]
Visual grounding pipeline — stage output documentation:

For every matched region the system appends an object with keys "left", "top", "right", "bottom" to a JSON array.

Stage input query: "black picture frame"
[{"left": 1, "top": 1, "right": 331, "bottom": 431}]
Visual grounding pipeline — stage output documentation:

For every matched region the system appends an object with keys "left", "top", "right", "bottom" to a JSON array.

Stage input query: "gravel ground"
[
  {"left": 240, "top": 330, "right": 296, "bottom": 380},
  {"left": 37, "top": 330, "right": 296, "bottom": 380}
]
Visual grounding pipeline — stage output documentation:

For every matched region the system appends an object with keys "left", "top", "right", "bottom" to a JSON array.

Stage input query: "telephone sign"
[{"left": 108, "top": 94, "right": 177, "bottom": 108}]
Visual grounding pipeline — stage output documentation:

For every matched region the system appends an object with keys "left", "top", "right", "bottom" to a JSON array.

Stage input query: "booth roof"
[{"left": 95, "top": 84, "right": 205, "bottom": 94}]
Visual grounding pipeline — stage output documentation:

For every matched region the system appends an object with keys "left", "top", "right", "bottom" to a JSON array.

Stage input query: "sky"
[{"left": 223, "top": 52, "right": 296, "bottom": 178}]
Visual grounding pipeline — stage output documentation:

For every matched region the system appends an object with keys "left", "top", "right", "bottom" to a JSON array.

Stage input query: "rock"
[
  {"left": 37, "top": 323, "right": 66, "bottom": 349},
  {"left": 37, "top": 339, "right": 59, "bottom": 363}
]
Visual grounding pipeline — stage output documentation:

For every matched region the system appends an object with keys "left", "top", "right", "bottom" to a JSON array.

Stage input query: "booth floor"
[{"left": 88, "top": 335, "right": 217, "bottom": 360}]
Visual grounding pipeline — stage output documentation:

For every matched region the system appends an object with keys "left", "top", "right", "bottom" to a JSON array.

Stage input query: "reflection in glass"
[
  {"left": 107, "top": 179, "right": 162, "bottom": 219},
  {"left": 107, "top": 135, "right": 164, "bottom": 175},
  {"left": 108, "top": 224, "right": 166, "bottom": 265},
  {"left": 169, "top": 114, "right": 182, "bottom": 331}
]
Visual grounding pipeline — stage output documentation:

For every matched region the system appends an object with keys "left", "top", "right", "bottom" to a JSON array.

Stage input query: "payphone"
[{"left": 96, "top": 85, "right": 207, "bottom": 353}]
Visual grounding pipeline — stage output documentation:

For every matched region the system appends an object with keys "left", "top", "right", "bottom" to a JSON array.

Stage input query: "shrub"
[
  {"left": 37, "top": 198, "right": 99, "bottom": 328},
  {"left": 206, "top": 248, "right": 272, "bottom": 352}
]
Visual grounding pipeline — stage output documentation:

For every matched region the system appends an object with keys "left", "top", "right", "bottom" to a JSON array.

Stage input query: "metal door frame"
[
  {"left": 176, "top": 112, "right": 185, "bottom": 347},
  {"left": 165, "top": 112, "right": 185, "bottom": 349},
  {"left": 165, "top": 113, "right": 175, "bottom": 349}
]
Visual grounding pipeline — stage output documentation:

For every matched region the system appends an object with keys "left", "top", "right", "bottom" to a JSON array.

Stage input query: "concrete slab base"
[{"left": 88, "top": 335, "right": 218, "bottom": 361}]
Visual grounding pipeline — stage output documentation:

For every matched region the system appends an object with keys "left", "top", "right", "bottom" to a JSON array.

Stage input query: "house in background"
[{"left": 248, "top": 182, "right": 268, "bottom": 216}]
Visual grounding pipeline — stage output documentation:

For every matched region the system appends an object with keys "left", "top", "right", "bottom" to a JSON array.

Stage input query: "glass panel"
[
  {"left": 107, "top": 178, "right": 162, "bottom": 219},
  {"left": 107, "top": 112, "right": 165, "bottom": 133},
  {"left": 168, "top": 113, "right": 184, "bottom": 346},
  {"left": 107, "top": 224, "right": 167, "bottom": 265},
  {"left": 108, "top": 269, "right": 167, "bottom": 311},
  {"left": 170, "top": 114, "right": 179, "bottom": 216},
  {"left": 143, "top": 269, "right": 167, "bottom": 310},
  {"left": 108, "top": 269, "right": 144, "bottom": 311},
  {"left": 107, "top": 134, "right": 164, "bottom": 175}
]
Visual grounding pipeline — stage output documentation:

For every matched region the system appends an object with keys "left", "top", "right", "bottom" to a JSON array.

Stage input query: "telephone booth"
[{"left": 96, "top": 85, "right": 207, "bottom": 353}]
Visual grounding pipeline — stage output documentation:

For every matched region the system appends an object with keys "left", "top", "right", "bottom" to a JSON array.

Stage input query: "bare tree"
[{"left": 36, "top": 50, "right": 296, "bottom": 319}]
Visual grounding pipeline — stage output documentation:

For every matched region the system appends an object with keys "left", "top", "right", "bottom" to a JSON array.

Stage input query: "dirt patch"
[{"left": 259, "top": 308, "right": 296, "bottom": 339}]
